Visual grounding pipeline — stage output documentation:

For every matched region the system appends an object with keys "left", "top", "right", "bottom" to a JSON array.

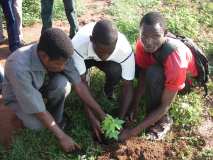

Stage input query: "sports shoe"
[{"left": 146, "top": 114, "right": 173, "bottom": 140}]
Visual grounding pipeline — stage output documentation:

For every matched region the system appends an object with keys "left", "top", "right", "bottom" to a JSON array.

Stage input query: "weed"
[
  {"left": 23, "top": 0, "right": 41, "bottom": 26},
  {"left": 108, "top": 0, "right": 141, "bottom": 44},
  {"left": 198, "top": 1, "right": 213, "bottom": 27},
  {"left": 165, "top": 7, "right": 200, "bottom": 37},
  {"left": 75, "top": 0, "right": 86, "bottom": 16},
  {"left": 170, "top": 92, "right": 203, "bottom": 127},
  {"left": 195, "top": 148, "right": 213, "bottom": 160}
]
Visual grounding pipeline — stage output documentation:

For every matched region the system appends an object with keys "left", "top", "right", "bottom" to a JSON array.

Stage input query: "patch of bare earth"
[
  {"left": 198, "top": 119, "right": 213, "bottom": 149},
  {"left": 197, "top": 84, "right": 213, "bottom": 149},
  {"left": 78, "top": 0, "right": 112, "bottom": 25},
  {"left": 98, "top": 138, "right": 172, "bottom": 160}
]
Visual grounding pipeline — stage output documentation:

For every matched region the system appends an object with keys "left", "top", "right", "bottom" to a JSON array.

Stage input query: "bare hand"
[
  {"left": 91, "top": 118, "right": 102, "bottom": 143},
  {"left": 59, "top": 134, "right": 81, "bottom": 153},
  {"left": 118, "top": 128, "right": 136, "bottom": 142}
]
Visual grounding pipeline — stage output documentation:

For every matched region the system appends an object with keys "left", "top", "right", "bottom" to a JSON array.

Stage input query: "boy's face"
[
  {"left": 90, "top": 36, "right": 116, "bottom": 61},
  {"left": 140, "top": 23, "right": 165, "bottom": 53},
  {"left": 39, "top": 51, "right": 68, "bottom": 72}
]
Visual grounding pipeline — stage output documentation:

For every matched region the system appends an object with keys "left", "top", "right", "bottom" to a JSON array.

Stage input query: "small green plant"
[
  {"left": 170, "top": 92, "right": 203, "bottom": 127},
  {"left": 195, "top": 148, "right": 213, "bottom": 160},
  {"left": 101, "top": 115, "right": 124, "bottom": 140}
]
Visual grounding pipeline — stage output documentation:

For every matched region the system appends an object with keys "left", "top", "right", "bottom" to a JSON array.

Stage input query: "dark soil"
[{"left": 98, "top": 137, "right": 171, "bottom": 160}]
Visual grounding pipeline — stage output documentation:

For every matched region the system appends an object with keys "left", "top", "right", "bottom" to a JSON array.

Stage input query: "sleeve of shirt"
[
  {"left": 4, "top": 62, "right": 46, "bottom": 114},
  {"left": 72, "top": 51, "right": 87, "bottom": 75},
  {"left": 120, "top": 51, "right": 135, "bottom": 80},
  {"left": 164, "top": 51, "right": 187, "bottom": 91},
  {"left": 63, "top": 57, "right": 81, "bottom": 85},
  {"left": 135, "top": 39, "right": 144, "bottom": 69}
]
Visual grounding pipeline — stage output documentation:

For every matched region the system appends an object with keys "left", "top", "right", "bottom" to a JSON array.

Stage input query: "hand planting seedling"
[{"left": 101, "top": 114, "right": 124, "bottom": 140}]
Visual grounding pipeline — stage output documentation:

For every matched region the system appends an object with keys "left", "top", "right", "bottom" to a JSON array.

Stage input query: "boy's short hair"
[
  {"left": 38, "top": 28, "right": 73, "bottom": 60},
  {"left": 140, "top": 12, "right": 166, "bottom": 31},
  {"left": 92, "top": 19, "right": 118, "bottom": 45}
]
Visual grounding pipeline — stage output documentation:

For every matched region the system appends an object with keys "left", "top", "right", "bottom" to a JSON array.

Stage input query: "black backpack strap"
[
  {"left": 120, "top": 51, "right": 133, "bottom": 63},
  {"left": 153, "top": 41, "right": 177, "bottom": 65},
  {"left": 74, "top": 48, "right": 84, "bottom": 59}
]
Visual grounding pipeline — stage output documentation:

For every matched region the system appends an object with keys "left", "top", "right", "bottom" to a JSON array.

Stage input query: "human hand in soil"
[
  {"left": 118, "top": 128, "right": 136, "bottom": 142},
  {"left": 59, "top": 134, "right": 81, "bottom": 153},
  {"left": 91, "top": 117, "right": 103, "bottom": 142}
]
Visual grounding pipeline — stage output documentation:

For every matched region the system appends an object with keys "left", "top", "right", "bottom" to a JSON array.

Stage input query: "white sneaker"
[{"left": 146, "top": 114, "right": 173, "bottom": 140}]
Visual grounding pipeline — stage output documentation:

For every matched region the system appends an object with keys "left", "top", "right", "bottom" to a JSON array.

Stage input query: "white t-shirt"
[{"left": 71, "top": 23, "right": 135, "bottom": 81}]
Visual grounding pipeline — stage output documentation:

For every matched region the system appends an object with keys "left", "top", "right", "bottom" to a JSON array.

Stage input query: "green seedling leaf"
[{"left": 101, "top": 115, "right": 124, "bottom": 140}]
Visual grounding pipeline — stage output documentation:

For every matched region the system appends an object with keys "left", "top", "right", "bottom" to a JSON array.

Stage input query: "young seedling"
[{"left": 101, "top": 114, "right": 124, "bottom": 140}]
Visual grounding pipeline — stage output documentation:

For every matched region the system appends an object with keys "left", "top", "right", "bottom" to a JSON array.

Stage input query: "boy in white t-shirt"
[{"left": 72, "top": 20, "right": 135, "bottom": 139}]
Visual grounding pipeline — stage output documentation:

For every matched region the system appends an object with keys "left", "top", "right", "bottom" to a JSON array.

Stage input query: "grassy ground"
[{"left": 0, "top": 0, "right": 213, "bottom": 159}]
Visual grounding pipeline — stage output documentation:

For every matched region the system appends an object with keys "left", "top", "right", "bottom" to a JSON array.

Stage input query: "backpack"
[{"left": 153, "top": 33, "right": 209, "bottom": 97}]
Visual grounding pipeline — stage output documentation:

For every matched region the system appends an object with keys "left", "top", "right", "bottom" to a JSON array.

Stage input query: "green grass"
[
  {"left": 108, "top": 0, "right": 213, "bottom": 55},
  {"left": 22, "top": 0, "right": 41, "bottom": 26},
  {"left": 195, "top": 148, "right": 213, "bottom": 160},
  {"left": 52, "top": 0, "right": 85, "bottom": 21},
  {"left": 22, "top": 0, "right": 85, "bottom": 25},
  {"left": 170, "top": 93, "right": 203, "bottom": 127},
  {"left": 0, "top": 0, "right": 213, "bottom": 159}
]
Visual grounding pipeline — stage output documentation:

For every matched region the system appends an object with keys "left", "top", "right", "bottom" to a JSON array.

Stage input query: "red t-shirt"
[{"left": 135, "top": 37, "right": 198, "bottom": 91}]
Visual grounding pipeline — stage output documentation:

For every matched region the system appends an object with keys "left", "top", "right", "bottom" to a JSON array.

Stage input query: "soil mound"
[{"left": 98, "top": 137, "right": 171, "bottom": 160}]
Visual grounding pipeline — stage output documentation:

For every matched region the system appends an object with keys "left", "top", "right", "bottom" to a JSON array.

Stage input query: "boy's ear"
[{"left": 38, "top": 50, "right": 50, "bottom": 62}]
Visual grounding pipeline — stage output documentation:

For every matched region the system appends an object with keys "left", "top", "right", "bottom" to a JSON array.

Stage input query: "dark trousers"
[
  {"left": 41, "top": 0, "right": 78, "bottom": 38},
  {"left": 135, "top": 64, "right": 164, "bottom": 113},
  {"left": 0, "top": 0, "right": 21, "bottom": 52},
  {"left": 144, "top": 64, "right": 164, "bottom": 113},
  {"left": 85, "top": 59, "right": 122, "bottom": 96}
]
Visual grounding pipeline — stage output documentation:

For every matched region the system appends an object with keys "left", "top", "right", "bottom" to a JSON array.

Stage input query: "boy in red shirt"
[{"left": 119, "top": 12, "right": 198, "bottom": 141}]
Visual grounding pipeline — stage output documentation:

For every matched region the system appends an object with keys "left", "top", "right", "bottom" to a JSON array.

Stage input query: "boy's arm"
[
  {"left": 80, "top": 74, "right": 103, "bottom": 142},
  {"left": 36, "top": 111, "right": 80, "bottom": 152},
  {"left": 119, "top": 88, "right": 177, "bottom": 141},
  {"left": 127, "top": 70, "right": 145, "bottom": 121},
  {"left": 118, "top": 80, "right": 133, "bottom": 119},
  {"left": 73, "top": 80, "right": 106, "bottom": 121}
]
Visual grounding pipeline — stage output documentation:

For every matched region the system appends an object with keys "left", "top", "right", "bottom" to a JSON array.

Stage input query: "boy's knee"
[{"left": 16, "top": 113, "right": 44, "bottom": 130}]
